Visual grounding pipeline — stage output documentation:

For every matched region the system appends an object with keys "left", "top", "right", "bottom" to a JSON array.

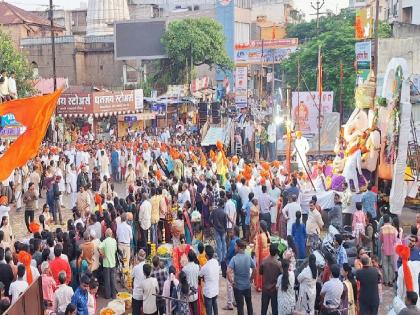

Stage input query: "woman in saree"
[
  {"left": 182, "top": 201, "right": 193, "bottom": 244},
  {"left": 255, "top": 220, "right": 270, "bottom": 292},
  {"left": 249, "top": 198, "right": 260, "bottom": 243},
  {"left": 172, "top": 234, "right": 191, "bottom": 276}
]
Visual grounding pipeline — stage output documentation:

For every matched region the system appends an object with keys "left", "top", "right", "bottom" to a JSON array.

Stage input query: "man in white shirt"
[
  {"left": 320, "top": 264, "right": 344, "bottom": 311},
  {"left": 116, "top": 212, "right": 133, "bottom": 267},
  {"left": 267, "top": 122, "right": 277, "bottom": 162},
  {"left": 282, "top": 194, "right": 302, "bottom": 236},
  {"left": 178, "top": 184, "right": 191, "bottom": 209},
  {"left": 9, "top": 265, "right": 28, "bottom": 304},
  {"left": 224, "top": 192, "right": 237, "bottom": 231},
  {"left": 199, "top": 245, "right": 220, "bottom": 315},
  {"left": 238, "top": 178, "right": 250, "bottom": 208},
  {"left": 8, "top": 72, "right": 17, "bottom": 99},
  {"left": 131, "top": 249, "right": 146, "bottom": 315},
  {"left": 244, "top": 117, "right": 254, "bottom": 158},
  {"left": 183, "top": 250, "right": 200, "bottom": 312},
  {"left": 139, "top": 194, "right": 152, "bottom": 250},
  {"left": 53, "top": 271, "right": 74, "bottom": 314}
]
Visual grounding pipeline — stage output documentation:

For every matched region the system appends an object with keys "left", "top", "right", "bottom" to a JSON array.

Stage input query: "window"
[{"left": 235, "top": 22, "right": 250, "bottom": 44}]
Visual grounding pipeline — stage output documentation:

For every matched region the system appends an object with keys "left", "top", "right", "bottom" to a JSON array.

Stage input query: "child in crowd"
[{"left": 352, "top": 202, "right": 366, "bottom": 247}]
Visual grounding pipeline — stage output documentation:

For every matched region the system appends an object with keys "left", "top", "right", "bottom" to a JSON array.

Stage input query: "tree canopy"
[
  {"left": 0, "top": 30, "right": 34, "bottom": 97},
  {"left": 159, "top": 17, "right": 234, "bottom": 84},
  {"left": 282, "top": 11, "right": 392, "bottom": 118}
]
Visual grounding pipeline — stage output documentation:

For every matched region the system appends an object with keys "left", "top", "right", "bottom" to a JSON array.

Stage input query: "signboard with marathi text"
[
  {"left": 93, "top": 90, "right": 143, "bottom": 114},
  {"left": 56, "top": 93, "right": 93, "bottom": 115},
  {"left": 234, "top": 39, "right": 298, "bottom": 65},
  {"left": 291, "top": 91, "right": 334, "bottom": 138},
  {"left": 356, "top": 41, "right": 372, "bottom": 84}
]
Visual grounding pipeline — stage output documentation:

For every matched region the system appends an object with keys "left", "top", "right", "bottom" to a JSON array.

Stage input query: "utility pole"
[
  {"left": 49, "top": 0, "right": 57, "bottom": 91},
  {"left": 310, "top": 0, "right": 326, "bottom": 35},
  {"left": 373, "top": 0, "right": 380, "bottom": 80},
  {"left": 317, "top": 45, "right": 322, "bottom": 156},
  {"left": 339, "top": 61, "right": 344, "bottom": 126}
]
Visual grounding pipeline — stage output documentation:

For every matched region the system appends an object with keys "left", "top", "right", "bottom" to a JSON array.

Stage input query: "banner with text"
[
  {"left": 235, "top": 66, "right": 248, "bottom": 108},
  {"left": 355, "top": 41, "right": 372, "bottom": 84},
  {"left": 291, "top": 91, "right": 334, "bottom": 137},
  {"left": 234, "top": 38, "right": 298, "bottom": 65}
]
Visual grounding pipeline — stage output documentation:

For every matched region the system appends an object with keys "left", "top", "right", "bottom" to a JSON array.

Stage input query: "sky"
[{"left": 12, "top": 0, "right": 348, "bottom": 19}]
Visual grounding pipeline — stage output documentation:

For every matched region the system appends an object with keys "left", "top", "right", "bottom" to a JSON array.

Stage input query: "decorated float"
[{"left": 299, "top": 58, "right": 418, "bottom": 216}]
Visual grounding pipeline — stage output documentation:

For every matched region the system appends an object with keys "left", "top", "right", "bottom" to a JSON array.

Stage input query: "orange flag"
[{"left": 0, "top": 89, "right": 62, "bottom": 180}]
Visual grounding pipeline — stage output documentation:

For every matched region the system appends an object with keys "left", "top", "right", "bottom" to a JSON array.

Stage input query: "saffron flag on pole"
[{"left": 0, "top": 89, "right": 63, "bottom": 180}]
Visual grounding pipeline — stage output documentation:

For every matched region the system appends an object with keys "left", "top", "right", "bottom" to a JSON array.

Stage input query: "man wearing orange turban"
[{"left": 17, "top": 251, "right": 36, "bottom": 284}]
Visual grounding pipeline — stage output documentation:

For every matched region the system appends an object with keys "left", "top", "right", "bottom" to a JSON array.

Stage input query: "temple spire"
[{"left": 86, "top": 0, "right": 130, "bottom": 36}]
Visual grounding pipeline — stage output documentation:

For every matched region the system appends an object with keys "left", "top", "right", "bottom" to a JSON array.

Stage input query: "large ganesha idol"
[{"left": 331, "top": 73, "right": 380, "bottom": 192}]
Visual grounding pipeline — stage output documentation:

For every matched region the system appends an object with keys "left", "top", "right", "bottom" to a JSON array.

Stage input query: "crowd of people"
[{"left": 0, "top": 123, "right": 417, "bottom": 315}]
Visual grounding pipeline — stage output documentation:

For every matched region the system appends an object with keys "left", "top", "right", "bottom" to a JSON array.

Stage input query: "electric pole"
[
  {"left": 310, "top": 0, "right": 326, "bottom": 35},
  {"left": 49, "top": 0, "right": 57, "bottom": 91}
]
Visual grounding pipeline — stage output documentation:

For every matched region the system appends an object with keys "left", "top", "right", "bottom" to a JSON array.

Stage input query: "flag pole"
[{"left": 317, "top": 45, "right": 322, "bottom": 156}]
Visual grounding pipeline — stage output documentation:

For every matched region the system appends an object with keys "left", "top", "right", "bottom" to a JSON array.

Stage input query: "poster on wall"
[
  {"left": 355, "top": 7, "right": 373, "bottom": 40},
  {"left": 355, "top": 41, "right": 372, "bottom": 84},
  {"left": 291, "top": 91, "right": 334, "bottom": 137},
  {"left": 235, "top": 66, "right": 248, "bottom": 108}
]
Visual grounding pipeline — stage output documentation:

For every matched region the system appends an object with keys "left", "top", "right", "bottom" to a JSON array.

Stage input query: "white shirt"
[
  {"left": 178, "top": 190, "right": 191, "bottom": 208},
  {"left": 116, "top": 221, "right": 133, "bottom": 244},
  {"left": 8, "top": 77, "right": 17, "bottom": 96},
  {"left": 132, "top": 261, "right": 146, "bottom": 300},
  {"left": 199, "top": 258, "right": 219, "bottom": 298},
  {"left": 238, "top": 185, "right": 251, "bottom": 208},
  {"left": 54, "top": 284, "right": 74, "bottom": 313},
  {"left": 225, "top": 199, "right": 237, "bottom": 229},
  {"left": 23, "top": 265, "right": 40, "bottom": 283},
  {"left": 139, "top": 200, "right": 152, "bottom": 230},
  {"left": 9, "top": 279, "right": 28, "bottom": 304},
  {"left": 183, "top": 262, "right": 200, "bottom": 302},
  {"left": 267, "top": 123, "right": 276, "bottom": 143},
  {"left": 0, "top": 205, "right": 10, "bottom": 219},
  {"left": 282, "top": 202, "right": 301, "bottom": 225}
]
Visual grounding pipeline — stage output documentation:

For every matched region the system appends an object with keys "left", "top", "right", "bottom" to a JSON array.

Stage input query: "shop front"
[
  {"left": 117, "top": 112, "right": 156, "bottom": 137},
  {"left": 57, "top": 89, "right": 144, "bottom": 140}
]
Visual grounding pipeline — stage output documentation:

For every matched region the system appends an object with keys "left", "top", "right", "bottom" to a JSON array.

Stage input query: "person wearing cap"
[
  {"left": 116, "top": 212, "right": 133, "bottom": 268},
  {"left": 132, "top": 249, "right": 147, "bottom": 315}
]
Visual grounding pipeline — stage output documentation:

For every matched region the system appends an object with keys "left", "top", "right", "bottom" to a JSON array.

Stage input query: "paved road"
[{"left": 9, "top": 183, "right": 397, "bottom": 314}]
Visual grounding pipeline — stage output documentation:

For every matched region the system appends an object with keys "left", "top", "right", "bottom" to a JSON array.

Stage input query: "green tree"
[
  {"left": 282, "top": 11, "right": 391, "bottom": 117},
  {"left": 160, "top": 17, "right": 234, "bottom": 84},
  {"left": 0, "top": 30, "right": 34, "bottom": 97}
]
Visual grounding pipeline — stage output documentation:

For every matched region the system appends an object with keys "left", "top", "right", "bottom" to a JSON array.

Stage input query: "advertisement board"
[
  {"left": 134, "top": 89, "right": 144, "bottom": 111},
  {"left": 291, "top": 91, "right": 334, "bottom": 137},
  {"left": 234, "top": 39, "right": 298, "bottom": 65},
  {"left": 356, "top": 41, "right": 372, "bottom": 84},
  {"left": 235, "top": 67, "right": 247, "bottom": 108},
  {"left": 355, "top": 8, "right": 373, "bottom": 40}
]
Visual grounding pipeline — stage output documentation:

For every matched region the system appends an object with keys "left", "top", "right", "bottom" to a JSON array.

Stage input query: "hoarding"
[
  {"left": 234, "top": 39, "right": 298, "bottom": 65},
  {"left": 292, "top": 91, "right": 334, "bottom": 137},
  {"left": 355, "top": 8, "right": 373, "bottom": 40},
  {"left": 356, "top": 41, "right": 372, "bottom": 84},
  {"left": 114, "top": 20, "right": 167, "bottom": 60},
  {"left": 235, "top": 66, "right": 247, "bottom": 108}
]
